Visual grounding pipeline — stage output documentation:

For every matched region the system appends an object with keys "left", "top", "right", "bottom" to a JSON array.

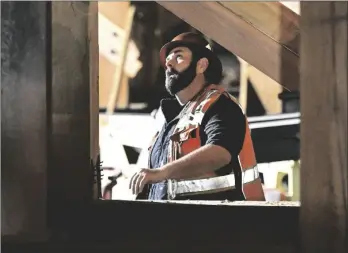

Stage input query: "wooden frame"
[
  {"left": 86, "top": 6, "right": 298, "bottom": 251},
  {"left": 2, "top": 1, "right": 347, "bottom": 252},
  {"left": 1, "top": 2, "right": 299, "bottom": 250}
]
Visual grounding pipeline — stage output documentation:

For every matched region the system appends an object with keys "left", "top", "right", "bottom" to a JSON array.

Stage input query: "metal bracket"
[{"left": 92, "top": 155, "right": 103, "bottom": 199}]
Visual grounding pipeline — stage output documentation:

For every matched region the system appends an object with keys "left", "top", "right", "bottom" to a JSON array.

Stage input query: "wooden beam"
[
  {"left": 1, "top": 0, "right": 96, "bottom": 241},
  {"left": 156, "top": 1, "right": 299, "bottom": 91},
  {"left": 300, "top": 2, "right": 348, "bottom": 253},
  {"left": 49, "top": 1, "right": 94, "bottom": 222},
  {"left": 220, "top": 2, "right": 299, "bottom": 55},
  {"left": 238, "top": 58, "right": 249, "bottom": 111},
  {"left": 46, "top": 201, "right": 300, "bottom": 252},
  {"left": 106, "top": 5, "right": 135, "bottom": 115},
  {"left": 1, "top": 1, "right": 50, "bottom": 241},
  {"left": 247, "top": 66, "right": 283, "bottom": 114},
  {"left": 88, "top": 2, "right": 100, "bottom": 199}
]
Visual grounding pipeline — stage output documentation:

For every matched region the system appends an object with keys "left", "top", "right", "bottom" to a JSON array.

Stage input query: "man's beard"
[{"left": 165, "top": 61, "right": 197, "bottom": 96}]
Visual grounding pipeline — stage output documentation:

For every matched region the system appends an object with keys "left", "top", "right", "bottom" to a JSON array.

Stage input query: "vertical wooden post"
[
  {"left": 238, "top": 58, "right": 249, "bottom": 112},
  {"left": 1, "top": 1, "right": 50, "bottom": 241},
  {"left": 48, "top": 2, "right": 94, "bottom": 225},
  {"left": 300, "top": 2, "right": 348, "bottom": 253},
  {"left": 88, "top": 2, "right": 100, "bottom": 199},
  {"left": 2, "top": 1, "right": 97, "bottom": 239}
]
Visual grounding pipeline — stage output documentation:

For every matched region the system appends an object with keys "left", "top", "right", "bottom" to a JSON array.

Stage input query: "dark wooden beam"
[
  {"left": 1, "top": 1, "right": 96, "bottom": 241},
  {"left": 300, "top": 2, "right": 348, "bottom": 253},
  {"left": 1, "top": 1, "right": 50, "bottom": 241},
  {"left": 88, "top": 2, "right": 100, "bottom": 200},
  {"left": 48, "top": 1, "right": 96, "bottom": 224},
  {"left": 3, "top": 201, "right": 300, "bottom": 253},
  {"left": 156, "top": 1, "right": 299, "bottom": 91}
]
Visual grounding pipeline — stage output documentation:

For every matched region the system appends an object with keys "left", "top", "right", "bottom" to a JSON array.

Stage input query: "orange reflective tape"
[{"left": 242, "top": 178, "right": 265, "bottom": 201}]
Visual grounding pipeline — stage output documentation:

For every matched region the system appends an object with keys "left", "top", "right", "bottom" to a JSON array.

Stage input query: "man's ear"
[{"left": 196, "top": 58, "right": 209, "bottom": 74}]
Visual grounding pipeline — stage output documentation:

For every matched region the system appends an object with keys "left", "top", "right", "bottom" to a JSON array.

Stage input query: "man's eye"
[{"left": 176, "top": 55, "right": 183, "bottom": 59}]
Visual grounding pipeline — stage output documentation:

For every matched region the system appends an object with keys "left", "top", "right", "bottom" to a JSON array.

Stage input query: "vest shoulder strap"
[
  {"left": 189, "top": 86, "right": 244, "bottom": 125},
  {"left": 187, "top": 88, "right": 221, "bottom": 125}
]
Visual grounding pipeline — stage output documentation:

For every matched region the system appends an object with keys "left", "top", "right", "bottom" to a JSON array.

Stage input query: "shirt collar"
[
  {"left": 159, "top": 86, "right": 209, "bottom": 123},
  {"left": 159, "top": 98, "right": 183, "bottom": 123}
]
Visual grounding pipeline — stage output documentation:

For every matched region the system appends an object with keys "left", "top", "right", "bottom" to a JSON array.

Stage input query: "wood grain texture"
[
  {"left": 23, "top": 201, "right": 299, "bottom": 253},
  {"left": 156, "top": 1, "right": 299, "bottom": 91},
  {"left": 220, "top": 2, "right": 299, "bottom": 54},
  {"left": 88, "top": 2, "right": 100, "bottom": 200},
  {"left": 300, "top": 2, "right": 348, "bottom": 253},
  {"left": 49, "top": 1, "right": 93, "bottom": 215},
  {"left": 1, "top": 1, "right": 49, "bottom": 241}
]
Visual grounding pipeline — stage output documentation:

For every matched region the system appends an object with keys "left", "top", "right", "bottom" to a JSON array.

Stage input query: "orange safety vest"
[{"left": 150, "top": 84, "right": 265, "bottom": 201}]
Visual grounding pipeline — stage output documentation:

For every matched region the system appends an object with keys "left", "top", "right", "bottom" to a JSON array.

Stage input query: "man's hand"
[{"left": 129, "top": 168, "right": 167, "bottom": 195}]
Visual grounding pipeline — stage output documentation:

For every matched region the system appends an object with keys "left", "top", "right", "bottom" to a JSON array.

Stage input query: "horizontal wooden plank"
[
  {"left": 156, "top": 1, "right": 299, "bottom": 91},
  {"left": 42, "top": 200, "right": 300, "bottom": 252},
  {"left": 3, "top": 201, "right": 300, "bottom": 252},
  {"left": 139, "top": 199, "right": 300, "bottom": 206}
]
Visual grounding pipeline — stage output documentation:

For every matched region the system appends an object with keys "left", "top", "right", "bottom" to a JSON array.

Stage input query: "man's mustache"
[{"left": 165, "top": 68, "right": 179, "bottom": 77}]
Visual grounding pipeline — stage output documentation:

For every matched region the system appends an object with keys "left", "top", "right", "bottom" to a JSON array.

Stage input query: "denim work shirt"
[{"left": 148, "top": 98, "right": 181, "bottom": 200}]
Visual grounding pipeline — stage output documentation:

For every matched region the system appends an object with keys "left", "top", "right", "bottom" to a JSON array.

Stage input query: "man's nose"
[{"left": 165, "top": 58, "right": 174, "bottom": 69}]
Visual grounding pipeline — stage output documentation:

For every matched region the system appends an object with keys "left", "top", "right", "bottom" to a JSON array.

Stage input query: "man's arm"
[
  {"left": 161, "top": 143, "right": 231, "bottom": 180},
  {"left": 129, "top": 95, "right": 246, "bottom": 195},
  {"left": 161, "top": 95, "right": 246, "bottom": 180}
]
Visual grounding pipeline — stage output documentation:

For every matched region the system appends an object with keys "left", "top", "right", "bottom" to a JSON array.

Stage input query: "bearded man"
[{"left": 129, "top": 32, "right": 265, "bottom": 201}]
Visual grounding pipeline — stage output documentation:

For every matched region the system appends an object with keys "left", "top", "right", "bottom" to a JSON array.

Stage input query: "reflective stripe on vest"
[
  {"left": 167, "top": 165, "right": 259, "bottom": 199},
  {"left": 167, "top": 84, "right": 265, "bottom": 201}
]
